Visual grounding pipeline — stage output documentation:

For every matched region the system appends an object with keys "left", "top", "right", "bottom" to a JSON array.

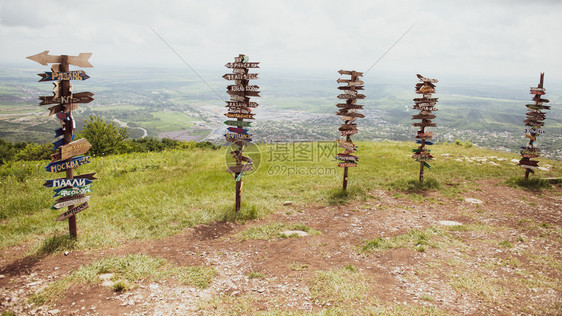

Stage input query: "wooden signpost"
[
  {"left": 519, "top": 73, "right": 550, "bottom": 179},
  {"left": 411, "top": 74, "right": 439, "bottom": 182},
  {"left": 335, "top": 70, "right": 364, "bottom": 191},
  {"left": 27, "top": 51, "right": 95, "bottom": 238},
  {"left": 223, "top": 54, "right": 260, "bottom": 212}
]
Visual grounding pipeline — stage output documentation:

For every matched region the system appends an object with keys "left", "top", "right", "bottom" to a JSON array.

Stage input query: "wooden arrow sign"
[
  {"left": 519, "top": 159, "right": 539, "bottom": 167},
  {"left": 337, "top": 93, "right": 366, "bottom": 100},
  {"left": 225, "top": 113, "right": 255, "bottom": 119},
  {"left": 39, "top": 92, "right": 94, "bottom": 106},
  {"left": 338, "top": 162, "right": 357, "bottom": 168},
  {"left": 524, "top": 128, "right": 545, "bottom": 134},
  {"left": 223, "top": 73, "right": 259, "bottom": 80},
  {"left": 336, "top": 111, "right": 365, "bottom": 118},
  {"left": 417, "top": 86, "right": 435, "bottom": 94},
  {"left": 341, "top": 129, "right": 358, "bottom": 136},
  {"left": 27, "top": 51, "right": 93, "bottom": 68},
  {"left": 51, "top": 195, "right": 89, "bottom": 210},
  {"left": 56, "top": 202, "right": 89, "bottom": 221},
  {"left": 414, "top": 98, "right": 438, "bottom": 103},
  {"left": 412, "top": 114, "right": 436, "bottom": 120},
  {"left": 336, "top": 103, "right": 364, "bottom": 109},
  {"left": 225, "top": 132, "right": 252, "bottom": 140},
  {"left": 337, "top": 139, "right": 357, "bottom": 151},
  {"left": 338, "top": 86, "right": 364, "bottom": 91},
  {"left": 416, "top": 132, "right": 434, "bottom": 140},
  {"left": 225, "top": 62, "right": 260, "bottom": 68},
  {"left": 53, "top": 184, "right": 92, "bottom": 198},
  {"left": 45, "top": 156, "right": 90, "bottom": 173},
  {"left": 339, "top": 116, "right": 357, "bottom": 123},
  {"left": 339, "top": 124, "right": 357, "bottom": 131},
  {"left": 38, "top": 71, "right": 89, "bottom": 82},
  {"left": 226, "top": 101, "right": 259, "bottom": 108},
  {"left": 416, "top": 82, "right": 436, "bottom": 89},
  {"left": 224, "top": 120, "right": 251, "bottom": 127},
  {"left": 54, "top": 128, "right": 64, "bottom": 138},
  {"left": 412, "top": 122, "right": 437, "bottom": 127},
  {"left": 227, "top": 90, "right": 261, "bottom": 97},
  {"left": 336, "top": 154, "right": 358, "bottom": 162},
  {"left": 337, "top": 78, "right": 364, "bottom": 85},
  {"left": 226, "top": 164, "right": 254, "bottom": 174},
  {"left": 228, "top": 84, "right": 260, "bottom": 92},
  {"left": 416, "top": 74, "right": 438, "bottom": 83},
  {"left": 338, "top": 70, "right": 364, "bottom": 76},
  {"left": 526, "top": 104, "right": 550, "bottom": 110},
  {"left": 58, "top": 139, "right": 92, "bottom": 161},
  {"left": 52, "top": 134, "right": 74, "bottom": 150}
]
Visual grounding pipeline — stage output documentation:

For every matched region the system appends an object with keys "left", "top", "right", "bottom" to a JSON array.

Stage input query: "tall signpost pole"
[
  {"left": 335, "top": 70, "right": 365, "bottom": 191},
  {"left": 27, "top": 51, "right": 95, "bottom": 238},
  {"left": 223, "top": 54, "right": 260, "bottom": 212},
  {"left": 411, "top": 74, "right": 439, "bottom": 182},
  {"left": 519, "top": 73, "right": 550, "bottom": 179}
]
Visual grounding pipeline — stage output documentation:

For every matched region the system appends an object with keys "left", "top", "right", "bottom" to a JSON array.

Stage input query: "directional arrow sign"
[
  {"left": 336, "top": 111, "right": 365, "bottom": 118},
  {"left": 227, "top": 127, "right": 249, "bottom": 134},
  {"left": 416, "top": 74, "right": 439, "bottom": 83},
  {"left": 338, "top": 93, "right": 366, "bottom": 99},
  {"left": 226, "top": 101, "right": 259, "bottom": 108},
  {"left": 45, "top": 156, "right": 90, "bottom": 173},
  {"left": 53, "top": 184, "right": 92, "bottom": 198},
  {"left": 54, "top": 128, "right": 64, "bottom": 138},
  {"left": 46, "top": 173, "right": 97, "bottom": 189},
  {"left": 337, "top": 78, "right": 364, "bottom": 85},
  {"left": 336, "top": 154, "right": 358, "bottom": 162},
  {"left": 338, "top": 162, "right": 357, "bottom": 168},
  {"left": 338, "top": 85, "right": 364, "bottom": 91},
  {"left": 56, "top": 202, "right": 89, "bottom": 221},
  {"left": 226, "top": 164, "right": 253, "bottom": 174},
  {"left": 338, "top": 70, "right": 364, "bottom": 76},
  {"left": 223, "top": 73, "right": 259, "bottom": 80},
  {"left": 26, "top": 51, "right": 93, "bottom": 68},
  {"left": 40, "top": 92, "right": 94, "bottom": 105},
  {"left": 228, "top": 85, "right": 260, "bottom": 92},
  {"left": 52, "top": 134, "right": 74, "bottom": 150},
  {"left": 59, "top": 139, "right": 92, "bottom": 161},
  {"left": 225, "top": 132, "right": 252, "bottom": 140},
  {"left": 51, "top": 195, "right": 89, "bottom": 210},
  {"left": 416, "top": 140, "right": 434, "bottom": 145},
  {"left": 224, "top": 120, "right": 251, "bottom": 127},
  {"left": 225, "top": 113, "right": 255, "bottom": 119},
  {"left": 225, "top": 62, "right": 260, "bottom": 68},
  {"left": 39, "top": 71, "right": 89, "bottom": 82},
  {"left": 227, "top": 90, "right": 261, "bottom": 97},
  {"left": 412, "top": 114, "right": 436, "bottom": 120}
]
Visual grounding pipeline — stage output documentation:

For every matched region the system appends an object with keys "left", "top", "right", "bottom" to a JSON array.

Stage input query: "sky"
[{"left": 1, "top": 0, "right": 561, "bottom": 83}]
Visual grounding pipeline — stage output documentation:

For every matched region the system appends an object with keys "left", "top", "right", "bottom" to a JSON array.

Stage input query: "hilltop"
[{"left": 0, "top": 142, "right": 561, "bottom": 315}]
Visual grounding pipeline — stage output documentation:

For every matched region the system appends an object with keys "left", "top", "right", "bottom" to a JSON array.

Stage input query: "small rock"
[
  {"left": 279, "top": 230, "right": 308, "bottom": 237},
  {"left": 64, "top": 251, "right": 70, "bottom": 256},
  {"left": 98, "top": 273, "right": 114, "bottom": 281},
  {"left": 438, "top": 220, "right": 463, "bottom": 226},
  {"left": 0, "top": 274, "right": 5, "bottom": 279},
  {"left": 464, "top": 198, "right": 483, "bottom": 204},
  {"left": 48, "top": 309, "right": 60, "bottom": 315},
  {"left": 283, "top": 201, "right": 293, "bottom": 206}
]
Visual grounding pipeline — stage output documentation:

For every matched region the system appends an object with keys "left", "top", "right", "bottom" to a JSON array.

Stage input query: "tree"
[{"left": 78, "top": 115, "right": 130, "bottom": 156}]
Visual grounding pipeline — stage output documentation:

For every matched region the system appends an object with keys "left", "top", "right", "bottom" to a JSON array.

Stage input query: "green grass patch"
[
  {"left": 388, "top": 177, "right": 441, "bottom": 192},
  {"left": 239, "top": 222, "right": 320, "bottom": 241},
  {"left": 363, "top": 227, "right": 446, "bottom": 253},
  {"left": 504, "top": 177, "right": 553, "bottom": 190},
  {"left": 247, "top": 271, "right": 265, "bottom": 279},
  {"left": 309, "top": 267, "right": 370, "bottom": 305},
  {"left": 30, "top": 254, "right": 215, "bottom": 305}
]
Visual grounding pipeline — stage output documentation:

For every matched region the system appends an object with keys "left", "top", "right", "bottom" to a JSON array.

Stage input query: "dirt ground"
[{"left": 1, "top": 180, "right": 561, "bottom": 315}]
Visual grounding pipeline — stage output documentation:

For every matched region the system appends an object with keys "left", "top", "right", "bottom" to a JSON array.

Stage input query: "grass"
[
  {"left": 247, "top": 271, "right": 265, "bottom": 279},
  {"left": 1, "top": 142, "right": 561, "bottom": 253},
  {"left": 504, "top": 177, "right": 554, "bottom": 190},
  {"left": 388, "top": 178, "right": 441, "bottom": 192},
  {"left": 363, "top": 227, "right": 447, "bottom": 253},
  {"left": 30, "top": 253, "right": 215, "bottom": 305},
  {"left": 308, "top": 267, "right": 370, "bottom": 305},
  {"left": 239, "top": 222, "right": 320, "bottom": 240}
]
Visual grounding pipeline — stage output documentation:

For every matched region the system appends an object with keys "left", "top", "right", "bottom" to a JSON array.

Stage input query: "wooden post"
[
  {"left": 524, "top": 168, "right": 530, "bottom": 180},
  {"left": 60, "top": 56, "right": 77, "bottom": 238},
  {"left": 342, "top": 167, "right": 348, "bottom": 191},
  {"left": 235, "top": 175, "right": 241, "bottom": 212}
]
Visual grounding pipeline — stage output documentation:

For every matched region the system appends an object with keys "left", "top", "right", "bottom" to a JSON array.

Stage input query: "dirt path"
[{"left": 1, "top": 180, "right": 561, "bottom": 315}]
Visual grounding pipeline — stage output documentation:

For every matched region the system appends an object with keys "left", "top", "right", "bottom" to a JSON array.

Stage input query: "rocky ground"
[{"left": 1, "top": 180, "right": 561, "bottom": 315}]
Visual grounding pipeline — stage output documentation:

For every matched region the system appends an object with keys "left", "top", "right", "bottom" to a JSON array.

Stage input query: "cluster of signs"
[
  {"left": 519, "top": 73, "right": 550, "bottom": 173},
  {"left": 335, "top": 70, "right": 364, "bottom": 168},
  {"left": 223, "top": 54, "right": 259, "bottom": 177},
  {"left": 27, "top": 51, "right": 96, "bottom": 222},
  {"left": 411, "top": 74, "right": 439, "bottom": 171}
]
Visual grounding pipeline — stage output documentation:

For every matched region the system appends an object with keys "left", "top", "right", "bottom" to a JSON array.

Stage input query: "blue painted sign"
[
  {"left": 45, "top": 156, "right": 89, "bottom": 173},
  {"left": 416, "top": 140, "right": 433, "bottom": 145},
  {"left": 46, "top": 177, "right": 93, "bottom": 188},
  {"left": 38, "top": 71, "right": 89, "bottom": 82},
  {"left": 54, "top": 128, "right": 64, "bottom": 137}
]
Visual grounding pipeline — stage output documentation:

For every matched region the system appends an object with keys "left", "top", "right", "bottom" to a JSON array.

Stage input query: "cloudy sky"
[{"left": 1, "top": 0, "right": 561, "bottom": 82}]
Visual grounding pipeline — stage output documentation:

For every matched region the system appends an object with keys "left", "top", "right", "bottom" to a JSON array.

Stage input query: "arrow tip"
[{"left": 26, "top": 50, "right": 50, "bottom": 65}]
